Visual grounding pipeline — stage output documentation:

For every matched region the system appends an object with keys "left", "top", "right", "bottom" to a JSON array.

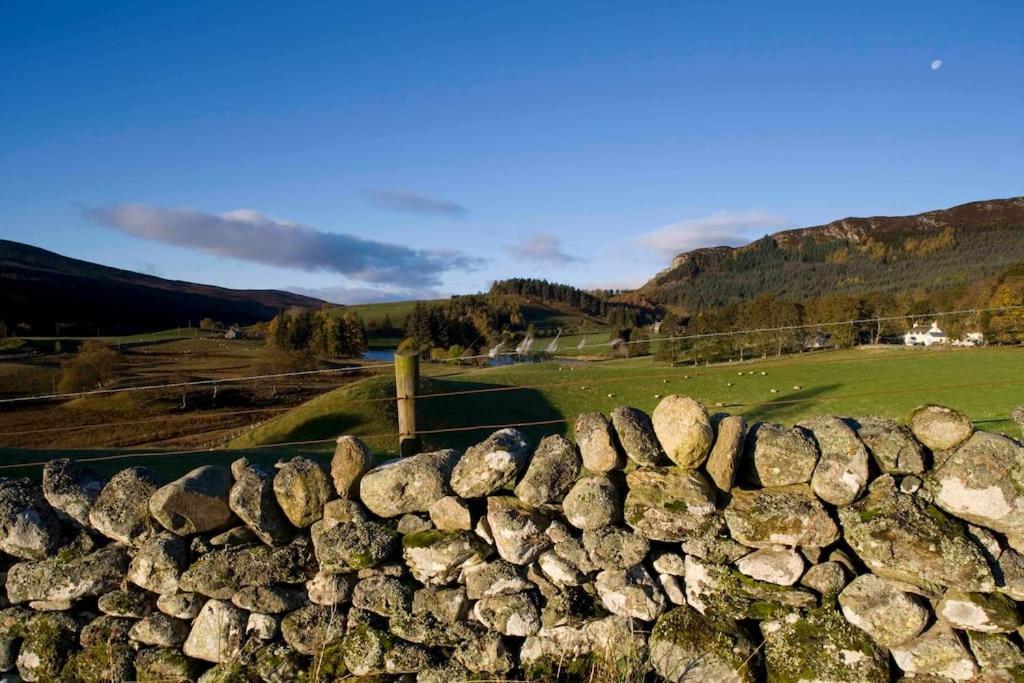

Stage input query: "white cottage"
[{"left": 904, "top": 321, "right": 946, "bottom": 346}]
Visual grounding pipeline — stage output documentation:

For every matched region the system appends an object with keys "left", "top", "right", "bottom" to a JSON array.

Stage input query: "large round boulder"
[
  {"left": 273, "top": 457, "right": 333, "bottom": 528},
  {"left": 89, "top": 466, "right": 161, "bottom": 544},
  {"left": 359, "top": 449, "right": 460, "bottom": 518},
  {"left": 908, "top": 403, "right": 973, "bottom": 452},
  {"left": 649, "top": 605, "right": 756, "bottom": 682},
  {"left": 513, "top": 434, "right": 581, "bottom": 506},
  {"left": 450, "top": 429, "right": 531, "bottom": 498},
  {"left": 651, "top": 395, "right": 713, "bottom": 469},
  {"left": 149, "top": 465, "right": 235, "bottom": 535},
  {"left": 0, "top": 478, "right": 61, "bottom": 560}
]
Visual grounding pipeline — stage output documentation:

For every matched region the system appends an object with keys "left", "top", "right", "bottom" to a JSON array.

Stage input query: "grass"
[{"left": 3, "top": 345, "right": 1021, "bottom": 480}]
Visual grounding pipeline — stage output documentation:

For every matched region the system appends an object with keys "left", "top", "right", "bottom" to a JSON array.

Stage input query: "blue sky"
[{"left": 2, "top": 1, "right": 1022, "bottom": 303}]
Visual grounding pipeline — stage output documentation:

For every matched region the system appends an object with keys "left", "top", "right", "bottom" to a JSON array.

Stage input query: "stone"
[
  {"left": 649, "top": 605, "right": 756, "bottom": 682},
  {"left": 475, "top": 592, "right": 541, "bottom": 636},
  {"left": 537, "top": 550, "right": 587, "bottom": 587},
  {"left": 909, "top": 403, "right": 974, "bottom": 452},
  {"left": 595, "top": 565, "right": 666, "bottom": 621},
  {"left": 563, "top": 474, "right": 621, "bottom": 530},
  {"left": 306, "top": 571, "right": 356, "bottom": 606},
  {"left": 353, "top": 576, "right": 412, "bottom": 617},
  {"left": 651, "top": 551, "right": 687, "bottom": 576},
  {"left": 89, "top": 466, "right": 161, "bottom": 544},
  {"left": 40, "top": 458, "right": 103, "bottom": 527},
  {"left": 273, "top": 457, "right": 333, "bottom": 528},
  {"left": 763, "top": 608, "right": 889, "bottom": 682},
  {"left": 464, "top": 559, "right": 533, "bottom": 599},
  {"left": 179, "top": 541, "right": 309, "bottom": 598},
  {"left": 747, "top": 423, "right": 818, "bottom": 486},
  {"left": 331, "top": 435, "right": 372, "bottom": 497},
  {"left": 574, "top": 412, "right": 626, "bottom": 471},
  {"left": 705, "top": 415, "right": 746, "bottom": 492},
  {"left": 998, "top": 548, "right": 1024, "bottom": 600},
  {"left": 338, "top": 622, "right": 390, "bottom": 675},
  {"left": 149, "top": 465, "right": 234, "bottom": 535},
  {"left": 311, "top": 518, "right": 398, "bottom": 572},
  {"left": 487, "top": 496, "right": 552, "bottom": 565},
  {"left": 209, "top": 525, "right": 259, "bottom": 546},
  {"left": 397, "top": 513, "right": 432, "bottom": 534},
  {"left": 130, "top": 613, "right": 190, "bottom": 647},
  {"left": 801, "top": 415, "right": 871, "bottom": 506},
  {"left": 838, "top": 475, "right": 995, "bottom": 594},
  {"left": 450, "top": 428, "right": 531, "bottom": 498},
  {"left": 62, "top": 641, "right": 134, "bottom": 682},
  {"left": 890, "top": 622, "right": 978, "bottom": 680},
  {"left": 659, "top": 573, "right": 686, "bottom": 605},
  {"left": 651, "top": 395, "right": 714, "bottom": 468},
  {"left": 928, "top": 431, "right": 1024, "bottom": 542},
  {"left": 624, "top": 467, "right": 719, "bottom": 542},
  {"left": 135, "top": 648, "right": 200, "bottom": 683},
  {"left": 5, "top": 546, "right": 127, "bottom": 604},
  {"left": 412, "top": 586, "right": 470, "bottom": 624},
  {"left": 16, "top": 612, "right": 78, "bottom": 682},
  {"left": 582, "top": 526, "right": 650, "bottom": 569},
  {"left": 937, "top": 589, "right": 1021, "bottom": 633},
  {"left": 156, "top": 592, "right": 205, "bottom": 620},
  {"left": 0, "top": 478, "right": 60, "bottom": 560},
  {"left": 685, "top": 555, "right": 815, "bottom": 619},
  {"left": 247, "top": 612, "right": 278, "bottom": 640},
  {"left": 79, "top": 614, "right": 133, "bottom": 647},
  {"left": 838, "top": 574, "right": 930, "bottom": 647},
  {"left": 402, "top": 529, "right": 486, "bottom": 585},
  {"left": 513, "top": 434, "right": 581, "bottom": 505},
  {"left": 98, "top": 588, "right": 152, "bottom": 617},
  {"left": 281, "top": 605, "right": 345, "bottom": 655},
  {"left": 228, "top": 464, "right": 293, "bottom": 546},
  {"left": 428, "top": 495, "right": 472, "bottom": 531},
  {"left": 230, "top": 457, "right": 249, "bottom": 480},
  {"left": 800, "top": 561, "right": 849, "bottom": 600},
  {"left": 183, "top": 599, "right": 247, "bottom": 663},
  {"left": 454, "top": 628, "right": 515, "bottom": 674},
  {"left": 735, "top": 547, "right": 804, "bottom": 586},
  {"left": 231, "top": 585, "right": 306, "bottom": 614},
  {"left": 359, "top": 449, "right": 459, "bottom": 517},
  {"left": 724, "top": 484, "right": 839, "bottom": 549},
  {"left": 967, "top": 631, "right": 1024, "bottom": 671},
  {"left": 681, "top": 534, "right": 751, "bottom": 564},
  {"left": 853, "top": 416, "right": 927, "bottom": 474},
  {"left": 610, "top": 406, "right": 663, "bottom": 466}
]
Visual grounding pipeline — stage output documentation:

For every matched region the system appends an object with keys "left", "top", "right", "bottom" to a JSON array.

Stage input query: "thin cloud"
[
  {"left": 363, "top": 189, "right": 468, "bottom": 217},
  {"left": 505, "top": 233, "right": 581, "bottom": 265},
  {"left": 639, "top": 210, "right": 787, "bottom": 258},
  {"left": 287, "top": 284, "right": 444, "bottom": 305},
  {"left": 84, "top": 204, "right": 484, "bottom": 288}
]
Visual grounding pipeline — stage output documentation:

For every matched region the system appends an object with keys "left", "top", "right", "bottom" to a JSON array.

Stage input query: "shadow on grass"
[{"left": 738, "top": 383, "right": 841, "bottom": 424}]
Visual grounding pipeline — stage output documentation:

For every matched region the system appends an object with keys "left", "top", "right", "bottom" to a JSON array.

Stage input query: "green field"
[{"left": 2, "top": 346, "right": 1021, "bottom": 480}]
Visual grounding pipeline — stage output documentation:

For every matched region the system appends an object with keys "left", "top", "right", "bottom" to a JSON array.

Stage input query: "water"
[{"left": 363, "top": 348, "right": 397, "bottom": 362}]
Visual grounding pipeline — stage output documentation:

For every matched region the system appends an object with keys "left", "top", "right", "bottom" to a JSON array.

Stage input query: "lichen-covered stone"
[
  {"left": 331, "top": 435, "right": 372, "bottom": 497},
  {"left": 685, "top": 555, "right": 815, "bottom": 619},
  {"left": 838, "top": 475, "right": 994, "bottom": 594},
  {"left": 649, "top": 605, "right": 756, "bottom": 682},
  {"left": 724, "top": 484, "right": 839, "bottom": 549},
  {"left": 909, "top": 403, "right": 974, "bottom": 453},
  {"left": 402, "top": 529, "right": 486, "bottom": 585},
  {"left": 273, "top": 457, "right": 333, "bottom": 528},
  {"left": 450, "top": 428, "right": 531, "bottom": 498},
  {"left": 705, "top": 415, "right": 746, "bottom": 492},
  {"left": 735, "top": 547, "right": 804, "bottom": 586},
  {"left": 475, "top": 591, "right": 541, "bottom": 636},
  {"left": 311, "top": 518, "right": 398, "bottom": 572},
  {"left": 513, "top": 434, "right": 581, "bottom": 505},
  {"left": 17, "top": 612, "right": 78, "bottom": 682},
  {"left": 306, "top": 570, "right": 356, "bottom": 606},
  {"left": 156, "top": 592, "right": 204, "bottom": 620},
  {"left": 853, "top": 416, "right": 927, "bottom": 474},
  {"left": 0, "top": 478, "right": 61, "bottom": 560},
  {"left": 41, "top": 459, "right": 103, "bottom": 528},
  {"left": 595, "top": 565, "right": 665, "bottom": 621},
  {"left": 838, "top": 574, "right": 930, "bottom": 646},
  {"left": 341, "top": 622, "right": 392, "bottom": 675},
  {"left": 352, "top": 575, "right": 412, "bottom": 617},
  {"left": 763, "top": 608, "right": 889, "bottom": 682},
  {"left": 651, "top": 395, "right": 713, "bottom": 468},
  {"left": 574, "top": 412, "right": 626, "bottom": 471},
  {"left": 967, "top": 631, "right": 1024, "bottom": 671},
  {"left": 6, "top": 546, "right": 128, "bottom": 605},
  {"left": 98, "top": 588, "right": 152, "bottom": 617},
  {"left": 183, "top": 599, "right": 247, "bottom": 663},
  {"left": 563, "top": 474, "right": 621, "bottom": 530},
  {"left": 800, "top": 415, "right": 871, "bottom": 506},
  {"left": 412, "top": 586, "right": 470, "bottom": 624},
  {"left": 359, "top": 449, "right": 459, "bottom": 517},
  {"left": 464, "top": 559, "right": 532, "bottom": 599},
  {"left": 454, "top": 628, "right": 514, "bottom": 674},
  {"left": 487, "top": 496, "right": 551, "bottom": 565},
  {"left": 428, "top": 495, "right": 472, "bottom": 531},
  {"left": 583, "top": 526, "right": 650, "bottom": 569},
  {"left": 747, "top": 423, "right": 819, "bottom": 487},
  {"left": 610, "top": 406, "right": 664, "bottom": 466},
  {"left": 89, "top": 466, "right": 161, "bottom": 544},
  {"left": 624, "top": 467, "right": 719, "bottom": 542},
  {"left": 928, "top": 431, "right": 1024, "bottom": 543},
  {"left": 129, "top": 613, "right": 190, "bottom": 647},
  {"left": 178, "top": 541, "right": 309, "bottom": 598},
  {"left": 936, "top": 589, "right": 1021, "bottom": 633},
  {"left": 228, "top": 464, "right": 293, "bottom": 546},
  {"left": 230, "top": 585, "right": 305, "bottom": 614},
  {"left": 280, "top": 604, "right": 345, "bottom": 655},
  {"left": 890, "top": 621, "right": 978, "bottom": 680},
  {"left": 149, "top": 465, "right": 234, "bottom": 536},
  {"left": 135, "top": 647, "right": 200, "bottom": 683},
  {"left": 800, "top": 561, "right": 849, "bottom": 601}
]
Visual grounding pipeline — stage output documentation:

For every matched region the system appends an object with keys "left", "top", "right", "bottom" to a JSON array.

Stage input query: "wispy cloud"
[
  {"left": 639, "top": 210, "right": 787, "bottom": 258},
  {"left": 84, "top": 204, "right": 484, "bottom": 288},
  {"left": 505, "top": 233, "right": 581, "bottom": 265},
  {"left": 363, "top": 189, "right": 468, "bottom": 217},
  {"left": 287, "top": 285, "right": 444, "bottom": 305}
]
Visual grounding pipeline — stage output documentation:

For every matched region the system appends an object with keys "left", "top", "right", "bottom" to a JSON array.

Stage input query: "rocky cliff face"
[{"left": 1, "top": 399, "right": 1023, "bottom": 681}]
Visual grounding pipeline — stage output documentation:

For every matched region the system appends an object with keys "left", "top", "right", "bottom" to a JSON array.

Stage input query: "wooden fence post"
[{"left": 395, "top": 350, "right": 420, "bottom": 456}]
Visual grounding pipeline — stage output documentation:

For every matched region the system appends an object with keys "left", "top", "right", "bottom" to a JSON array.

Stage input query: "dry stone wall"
[{"left": 1, "top": 398, "right": 1024, "bottom": 682}]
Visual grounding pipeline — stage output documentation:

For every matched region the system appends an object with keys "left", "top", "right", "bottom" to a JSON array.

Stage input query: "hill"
[
  {"left": 0, "top": 239, "right": 326, "bottom": 335},
  {"left": 632, "top": 197, "right": 1024, "bottom": 312}
]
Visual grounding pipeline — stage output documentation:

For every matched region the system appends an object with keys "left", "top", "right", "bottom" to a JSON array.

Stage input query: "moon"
[{"left": 931, "top": 59, "right": 943, "bottom": 71}]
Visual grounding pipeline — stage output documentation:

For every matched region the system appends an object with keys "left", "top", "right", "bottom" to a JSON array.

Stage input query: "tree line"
[{"left": 266, "top": 308, "right": 367, "bottom": 358}]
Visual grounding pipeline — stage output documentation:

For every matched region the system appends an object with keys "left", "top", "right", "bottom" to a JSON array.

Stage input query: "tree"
[
  {"left": 58, "top": 341, "right": 123, "bottom": 393},
  {"left": 988, "top": 271, "right": 1024, "bottom": 344},
  {"left": 199, "top": 318, "right": 217, "bottom": 331}
]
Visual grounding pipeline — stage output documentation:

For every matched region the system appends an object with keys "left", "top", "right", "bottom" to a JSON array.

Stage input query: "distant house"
[
  {"left": 224, "top": 328, "right": 238, "bottom": 340},
  {"left": 804, "top": 332, "right": 830, "bottom": 349},
  {"left": 952, "top": 331, "right": 985, "bottom": 347},
  {"left": 904, "top": 321, "right": 947, "bottom": 346}
]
